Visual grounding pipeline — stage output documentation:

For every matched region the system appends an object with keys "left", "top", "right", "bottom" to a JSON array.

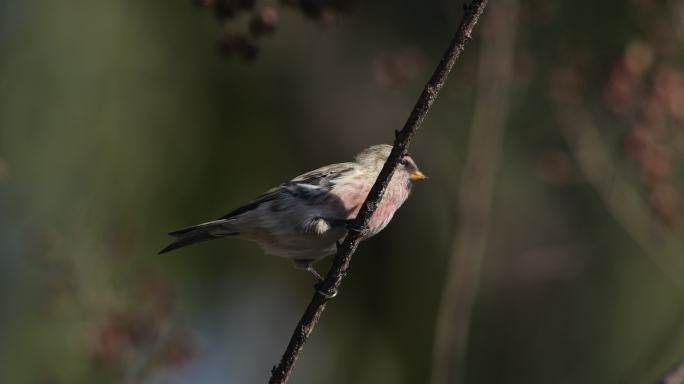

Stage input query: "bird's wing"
[
  {"left": 288, "top": 162, "right": 356, "bottom": 193},
  {"left": 219, "top": 189, "right": 281, "bottom": 219},
  {"left": 220, "top": 163, "right": 357, "bottom": 220}
]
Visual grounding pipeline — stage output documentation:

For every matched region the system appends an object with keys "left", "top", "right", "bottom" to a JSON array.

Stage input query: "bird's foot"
[
  {"left": 314, "top": 282, "right": 337, "bottom": 299},
  {"left": 344, "top": 221, "right": 367, "bottom": 237},
  {"left": 344, "top": 220, "right": 357, "bottom": 231}
]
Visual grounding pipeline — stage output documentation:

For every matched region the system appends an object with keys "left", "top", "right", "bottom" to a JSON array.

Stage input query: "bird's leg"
[
  {"left": 305, "top": 264, "right": 325, "bottom": 282},
  {"left": 293, "top": 259, "right": 323, "bottom": 281},
  {"left": 296, "top": 262, "right": 337, "bottom": 299},
  {"left": 307, "top": 266, "right": 338, "bottom": 299}
]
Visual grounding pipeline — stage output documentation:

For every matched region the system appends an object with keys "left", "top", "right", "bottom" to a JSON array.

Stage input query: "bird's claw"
[
  {"left": 344, "top": 222, "right": 365, "bottom": 239},
  {"left": 314, "top": 265, "right": 349, "bottom": 298},
  {"left": 315, "top": 282, "right": 337, "bottom": 299},
  {"left": 343, "top": 219, "right": 356, "bottom": 231}
]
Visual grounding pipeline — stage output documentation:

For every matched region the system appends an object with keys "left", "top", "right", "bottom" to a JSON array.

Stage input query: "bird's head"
[{"left": 355, "top": 144, "right": 427, "bottom": 182}]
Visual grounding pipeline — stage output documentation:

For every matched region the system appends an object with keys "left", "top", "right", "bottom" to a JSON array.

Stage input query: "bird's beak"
[{"left": 409, "top": 170, "right": 428, "bottom": 181}]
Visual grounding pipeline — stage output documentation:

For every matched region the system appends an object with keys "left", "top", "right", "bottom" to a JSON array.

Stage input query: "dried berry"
[
  {"left": 249, "top": 7, "right": 279, "bottom": 37},
  {"left": 194, "top": 0, "right": 352, "bottom": 60}
]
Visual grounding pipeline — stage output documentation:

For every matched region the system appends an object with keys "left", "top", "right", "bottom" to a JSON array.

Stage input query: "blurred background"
[{"left": 1, "top": 0, "right": 684, "bottom": 383}]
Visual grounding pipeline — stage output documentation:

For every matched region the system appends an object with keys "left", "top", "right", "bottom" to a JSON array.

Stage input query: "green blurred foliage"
[{"left": 0, "top": 0, "right": 683, "bottom": 383}]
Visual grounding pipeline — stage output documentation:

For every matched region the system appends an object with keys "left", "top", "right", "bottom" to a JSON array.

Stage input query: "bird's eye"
[{"left": 399, "top": 158, "right": 408, "bottom": 166}]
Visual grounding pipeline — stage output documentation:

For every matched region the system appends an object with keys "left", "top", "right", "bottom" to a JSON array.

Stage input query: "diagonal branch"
[{"left": 267, "top": 1, "right": 489, "bottom": 383}]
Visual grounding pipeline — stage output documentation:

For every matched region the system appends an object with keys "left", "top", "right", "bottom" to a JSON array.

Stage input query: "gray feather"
[{"left": 159, "top": 219, "right": 238, "bottom": 254}]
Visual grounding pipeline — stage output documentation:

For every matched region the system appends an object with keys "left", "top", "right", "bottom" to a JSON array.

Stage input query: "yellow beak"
[{"left": 409, "top": 170, "right": 428, "bottom": 181}]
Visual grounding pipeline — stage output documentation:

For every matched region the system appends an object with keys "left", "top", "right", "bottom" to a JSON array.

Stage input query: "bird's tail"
[{"left": 159, "top": 219, "right": 238, "bottom": 254}]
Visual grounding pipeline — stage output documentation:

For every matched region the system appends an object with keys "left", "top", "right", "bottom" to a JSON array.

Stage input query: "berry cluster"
[
  {"left": 88, "top": 276, "right": 194, "bottom": 373},
  {"left": 194, "top": 0, "right": 351, "bottom": 60},
  {"left": 605, "top": 40, "right": 683, "bottom": 230}
]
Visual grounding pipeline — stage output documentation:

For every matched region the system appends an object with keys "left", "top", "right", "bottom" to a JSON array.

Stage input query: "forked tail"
[{"left": 158, "top": 219, "right": 238, "bottom": 254}]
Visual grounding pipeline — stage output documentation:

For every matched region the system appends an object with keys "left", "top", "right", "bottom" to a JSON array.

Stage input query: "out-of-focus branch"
[
  {"left": 267, "top": 1, "right": 489, "bottom": 383},
  {"left": 555, "top": 83, "right": 684, "bottom": 384},
  {"left": 555, "top": 104, "right": 684, "bottom": 292},
  {"left": 430, "top": 2, "right": 519, "bottom": 384}
]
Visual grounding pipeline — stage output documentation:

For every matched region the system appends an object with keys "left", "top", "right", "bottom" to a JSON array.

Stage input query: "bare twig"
[
  {"left": 267, "top": 1, "right": 489, "bottom": 383},
  {"left": 430, "top": 2, "right": 519, "bottom": 383}
]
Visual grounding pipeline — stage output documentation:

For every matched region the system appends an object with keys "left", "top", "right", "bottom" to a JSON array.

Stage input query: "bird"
[{"left": 159, "top": 144, "right": 427, "bottom": 281}]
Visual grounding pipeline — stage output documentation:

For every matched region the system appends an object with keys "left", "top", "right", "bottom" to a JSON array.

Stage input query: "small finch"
[{"left": 159, "top": 144, "right": 426, "bottom": 280}]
